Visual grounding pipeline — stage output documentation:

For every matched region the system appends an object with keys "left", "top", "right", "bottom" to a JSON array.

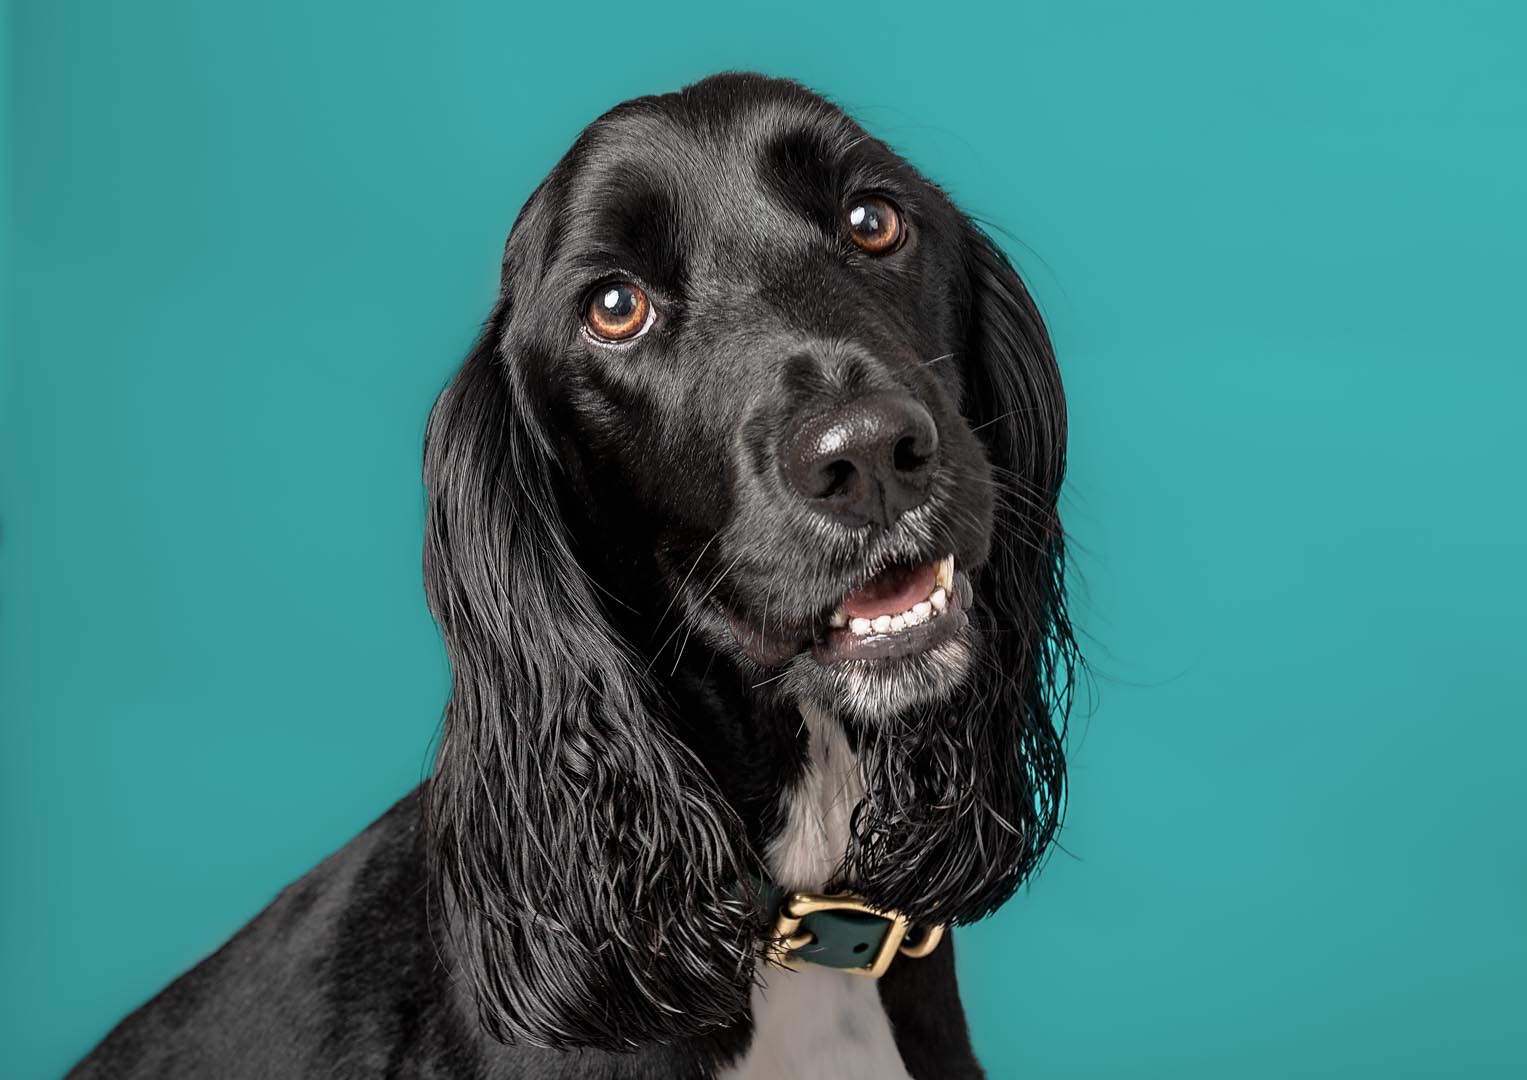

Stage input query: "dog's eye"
[
  {"left": 584, "top": 282, "right": 652, "bottom": 342},
  {"left": 845, "top": 195, "right": 904, "bottom": 254}
]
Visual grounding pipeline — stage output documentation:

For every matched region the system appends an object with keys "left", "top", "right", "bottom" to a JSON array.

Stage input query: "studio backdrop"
[{"left": 3, "top": 2, "right": 1523, "bottom": 1077}]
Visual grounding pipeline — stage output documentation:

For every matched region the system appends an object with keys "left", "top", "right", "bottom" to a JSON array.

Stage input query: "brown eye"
[
  {"left": 584, "top": 282, "right": 652, "bottom": 342},
  {"left": 845, "top": 195, "right": 904, "bottom": 254}
]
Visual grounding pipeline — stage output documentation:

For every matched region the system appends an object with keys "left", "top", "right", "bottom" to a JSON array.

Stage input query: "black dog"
[{"left": 71, "top": 73, "right": 1075, "bottom": 1079}]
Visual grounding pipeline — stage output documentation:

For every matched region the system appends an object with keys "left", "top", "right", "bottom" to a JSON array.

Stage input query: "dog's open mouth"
[
  {"left": 811, "top": 554, "right": 971, "bottom": 665},
  {"left": 709, "top": 551, "right": 973, "bottom": 670}
]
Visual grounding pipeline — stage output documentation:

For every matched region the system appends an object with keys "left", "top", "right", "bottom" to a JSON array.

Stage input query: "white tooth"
[
  {"left": 935, "top": 555, "right": 954, "bottom": 591},
  {"left": 905, "top": 606, "right": 927, "bottom": 626},
  {"left": 890, "top": 615, "right": 906, "bottom": 632},
  {"left": 912, "top": 601, "right": 932, "bottom": 621},
  {"left": 830, "top": 608, "right": 848, "bottom": 628},
  {"left": 850, "top": 617, "right": 873, "bottom": 636},
  {"left": 930, "top": 587, "right": 948, "bottom": 612},
  {"left": 872, "top": 614, "right": 894, "bottom": 634}
]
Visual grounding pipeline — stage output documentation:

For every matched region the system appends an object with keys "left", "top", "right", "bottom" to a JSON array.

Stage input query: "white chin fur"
[
  {"left": 780, "top": 631, "right": 974, "bottom": 721},
  {"left": 840, "top": 636, "right": 974, "bottom": 719}
]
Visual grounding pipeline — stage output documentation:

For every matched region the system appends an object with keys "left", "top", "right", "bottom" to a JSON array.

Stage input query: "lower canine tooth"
[
  {"left": 872, "top": 615, "right": 893, "bottom": 634},
  {"left": 930, "top": 587, "right": 948, "bottom": 612},
  {"left": 850, "top": 617, "right": 873, "bottom": 635}
]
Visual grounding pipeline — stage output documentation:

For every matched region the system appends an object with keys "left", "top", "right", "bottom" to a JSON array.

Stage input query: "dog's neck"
[
  {"left": 765, "top": 700, "right": 861, "bottom": 891},
  {"left": 724, "top": 700, "right": 917, "bottom": 1080}
]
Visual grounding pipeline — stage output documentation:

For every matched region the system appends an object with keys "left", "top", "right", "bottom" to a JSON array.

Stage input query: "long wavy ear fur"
[
  {"left": 849, "top": 223, "right": 1077, "bottom": 924},
  {"left": 422, "top": 304, "right": 755, "bottom": 1050},
  {"left": 959, "top": 222, "right": 1076, "bottom": 877}
]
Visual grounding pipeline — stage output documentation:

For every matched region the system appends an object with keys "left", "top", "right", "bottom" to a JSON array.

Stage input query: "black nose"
[{"left": 782, "top": 392, "right": 939, "bottom": 528}]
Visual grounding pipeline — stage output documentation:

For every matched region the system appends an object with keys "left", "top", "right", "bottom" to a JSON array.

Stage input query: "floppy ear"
[
  {"left": 422, "top": 302, "right": 756, "bottom": 1050},
  {"left": 848, "top": 223, "right": 1077, "bottom": 925},
  {"left": 958, "top": 220, "right": 1076, "bottom": 880}
]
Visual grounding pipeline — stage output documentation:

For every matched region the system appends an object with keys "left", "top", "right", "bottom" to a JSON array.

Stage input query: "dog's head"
[{"left": 424, "top": 74, "right": 1075, "bottom": 1050}]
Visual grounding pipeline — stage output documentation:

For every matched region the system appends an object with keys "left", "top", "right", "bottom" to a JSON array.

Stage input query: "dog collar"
[{"left": 758, "top": 880, "right": 945, "bottom": 978}]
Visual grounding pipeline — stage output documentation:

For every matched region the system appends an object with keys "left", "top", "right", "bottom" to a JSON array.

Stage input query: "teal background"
[{"left": 4, "top": 1, "right": 1524, "bottom": 1076}]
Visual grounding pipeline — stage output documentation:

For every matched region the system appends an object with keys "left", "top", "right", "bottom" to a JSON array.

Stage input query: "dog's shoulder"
[{"left": 68, "top": 789, "right": 484, "bottom": 1078}]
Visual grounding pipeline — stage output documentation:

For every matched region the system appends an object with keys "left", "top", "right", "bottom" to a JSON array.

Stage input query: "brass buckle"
[{"left": 765, "top": 890, "right": 947, "bottom": 978}]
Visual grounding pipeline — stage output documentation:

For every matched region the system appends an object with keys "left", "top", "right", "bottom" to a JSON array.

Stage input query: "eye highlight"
[
  {"left": 583, "top": 282, "right": 652, "bottom": 342},
  {"left": 845, "top": 195, "right": 904, "bottom": 254}
]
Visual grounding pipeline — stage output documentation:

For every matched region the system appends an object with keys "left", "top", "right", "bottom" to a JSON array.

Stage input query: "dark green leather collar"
[{"left": 758, "top": 879, "right": 945, "bottom": 977}]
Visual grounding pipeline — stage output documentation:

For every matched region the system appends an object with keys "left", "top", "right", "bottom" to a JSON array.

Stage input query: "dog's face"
[
  {"left": 424, "top": 74, "right": 1072, "bottom": 1051},
  {"left": 499, "top": 78, "right": 1014, "bottom": 718}
]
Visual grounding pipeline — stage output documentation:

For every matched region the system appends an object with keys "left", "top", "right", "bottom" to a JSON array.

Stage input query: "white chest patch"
[{"left": 718, "top": 703, "right": 913, "bottom": 1080}]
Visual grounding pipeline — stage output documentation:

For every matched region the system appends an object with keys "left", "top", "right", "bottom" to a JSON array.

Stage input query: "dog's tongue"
[{"left": 840, "top": 562, "right": 937, "bottom": 619}]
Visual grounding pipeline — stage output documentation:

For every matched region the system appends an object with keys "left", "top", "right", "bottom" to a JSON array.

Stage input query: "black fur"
[{"left": 71, "top": 73, "right": 1075, "bottom": 1078}]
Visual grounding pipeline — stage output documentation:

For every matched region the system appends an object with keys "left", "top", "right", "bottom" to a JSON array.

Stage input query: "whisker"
[{"left": 650, "top": 532, "right": 719, "bottom": 642}]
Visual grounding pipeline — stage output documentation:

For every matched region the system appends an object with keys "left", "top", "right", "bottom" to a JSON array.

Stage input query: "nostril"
[
  {"left": 893, "top": 433, "right": 933, "bottom": 473},
  {"left": 817, "top": 458, "right": 857, "bottom": 499}
]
